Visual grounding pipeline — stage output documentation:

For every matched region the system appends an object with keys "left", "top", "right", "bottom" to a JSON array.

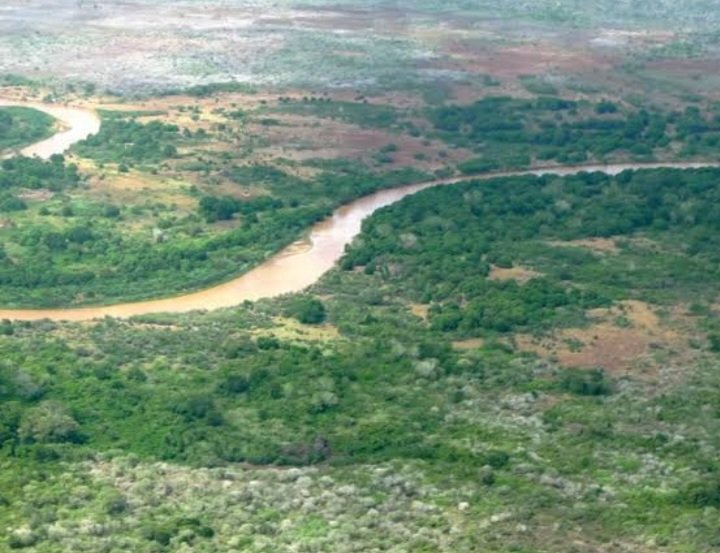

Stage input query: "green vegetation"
[
  {"left": 4, "top": 92, "right": 720, "bottom": 312},
  {"left": 0, "top": 155, "right": 81, "bottom": 216},
  {"left": 430, "top": 96, "right": 720, "bottom": 170},
  {"left": 163, "top": 81, "right": 258, "bottom": 98},
  {"left": 287, "top": 296, "right": 327, "bottom": 324},
  {"left": 5, "top": 0, "right": 720, "bottom": 550},
  {"left": 0, "top": 129, "right": 429, "bottom": 306},
  {"left": 0, "top": 73, "right": 38, "bottom": 87},
  {"left": 0, "top": 195, "right": 324, "bottom": 306},
  {"left": 12, "top": 91, "right": 711, "bottom": 307},
  {"left": 276, "top": 98, "right": 407, "bottom": 130},
  {"left": 0, "top": 106, "right": 54, "bottom": 151},
  {"left": 73, "top": 112, "right": 182, "bottom": 166},
  {"left": 342, "top": 168, "right": 720, "bottom": 335},
  {"left": 2, "top": 163, "right": 720, "bottom": 550},
  {"left": 0, "top": 155, "right": 80, "bottom": 191}
]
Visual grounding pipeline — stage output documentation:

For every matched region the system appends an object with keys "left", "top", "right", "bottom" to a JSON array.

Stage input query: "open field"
[{"left": 0, "top": 0, "right": 719, "bottom": 105}]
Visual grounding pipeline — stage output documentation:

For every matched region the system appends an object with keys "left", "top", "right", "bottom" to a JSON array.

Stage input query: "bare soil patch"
[
  {"left": 434, "top": 41, "right": 614, "bottom": 79},
  {"left": 548, "top": 237, "right": 619, "bottom": 254},
  {"left": 249, "top": 113, "right": 467, "bottom": 171},
  {"left": 452, "top": 338, "right": 485, "bottom": 351},
  {"left": 644, "top": 58, "right": 720, "bottom": 75},
  {"left": 488, "top": 265, "right": 542, "bottom": 283},
  {"left": 85, "top": 170, "right": 196, "bottom": 212},
  {"left": 516, "top": 300, "right": 687, "bottom": 377},
  {"left": 18, "top": 189, "right": 54, "bottom": 201},
  {"left": 409, "top": 303, "right": 430, "bottom": 321}
]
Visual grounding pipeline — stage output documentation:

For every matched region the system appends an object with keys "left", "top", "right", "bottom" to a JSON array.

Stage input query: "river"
[
  {"left": 0, "top": 99, "right": 100, "bottom": 160},
  {"left": 0, "top": 100, "right": 716, "bottom": 321}
]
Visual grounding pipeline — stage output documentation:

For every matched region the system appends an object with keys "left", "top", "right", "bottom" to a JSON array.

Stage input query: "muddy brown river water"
[
  {"left": 0, "top": 99, "right": 100, "bottom": 160},
  {"left": 0, "top": 100, "right": 717, "bottom": 321}
]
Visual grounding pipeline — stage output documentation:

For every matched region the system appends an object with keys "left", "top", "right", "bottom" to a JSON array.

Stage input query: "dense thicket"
[
  {"left": 0, "top": 106, "right": 54, "bottom": 151},
  {"left": 0, "top": 155, "right": 81, "bottom": 214},
  {"left": 430, "top": 97, "right": 720, "bottom": 169},
  {"left": 73, "top": 115, "right": 181, "bottom": 164},
  {"left": 342, "top": 168, "right": 720, "bottom": 332},
  {"left": 0, "top": 155, "right": 80, "bottom": 191}
]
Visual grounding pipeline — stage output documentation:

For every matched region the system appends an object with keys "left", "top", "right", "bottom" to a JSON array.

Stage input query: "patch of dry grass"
[
  {"left": 547, "top": 237, "right": 619, "bottom": 254},
  {"left": 255, "top": 316, "right": 341, "bottom": 344},
  {"left": 488, "top": 265, "right": 542, "bottom": 283},
  {"left": 515, "top": 300, "right": 690, "bottom": 378}
]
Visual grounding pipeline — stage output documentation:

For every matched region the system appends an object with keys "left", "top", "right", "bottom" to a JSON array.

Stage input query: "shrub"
[
  {"left": 7, "top": 527, "right": 39, "bottom": 549},
  {"left": 708, "top": 333, "right": 720, "bottom": 352},
  {"left": 219, "top": 374, "right": 250, "bottom": 395},
  {"left": 560, "top": 368, "right": 613, "bottom": 396},
  {"left": 103, "top": 204, "right": 121, "bottom": 218},
  {"left": 256, "top": 335, "right": 280, "bottom": 350},
  {"left": 18, "top": 401, "right": 82, "bottom": 444},
  {"left": 0, "top": 195, "right": 27, "bottom": 212},
  {"left": 288, "top": 298, "right": 327, "bottom": 325},
  {"left": 682, "top": 476, "right": 720, "bottom": 508},
  {"left": 480, "top": 449, "right": 511, "bottom": 469},
  {"left": 174, "top": 395, "right": 224, "bottom": 425},
  {"left": 104, "top": 493, "right": 131, "bottom": 515}
]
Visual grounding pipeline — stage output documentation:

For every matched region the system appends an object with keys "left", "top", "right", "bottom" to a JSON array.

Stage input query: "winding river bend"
[
  {"left": 0, "top": 99, "right": 100, "bottom": 160},
  {"left": 0, "top": 100, "right": 717, "bottom": 322}
]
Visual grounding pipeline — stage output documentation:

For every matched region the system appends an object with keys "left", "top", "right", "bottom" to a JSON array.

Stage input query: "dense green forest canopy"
[
  {"left": 342, "top": 167, "right": 720, "bottom": 334},
  {"left": 430, "top": 97, "right": 720, "bottom": 170},
  {"left": 72, "top": 115, "right": 182, "bottom": 166},
  {"left": 0, "top": 106, "right": 54, "bottom": 151},
  {"left": 0, "top": 155, "right": 80, "bottom": 191}
]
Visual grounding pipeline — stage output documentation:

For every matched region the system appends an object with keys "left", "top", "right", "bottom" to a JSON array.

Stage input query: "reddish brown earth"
[
  {"left": 435, "top": 41, "right": 616, "bottom": 78},
  {"left": 516, "top": 301, "right": 690, "bottom": 378}
]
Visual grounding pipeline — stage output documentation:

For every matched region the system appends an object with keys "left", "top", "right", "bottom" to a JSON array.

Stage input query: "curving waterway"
[
  {"left": 0, "top": 100, "right": 718, "bottom": 321},
  {"left": 0, "top": 99, "right": 101, "bottom": 160}
]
